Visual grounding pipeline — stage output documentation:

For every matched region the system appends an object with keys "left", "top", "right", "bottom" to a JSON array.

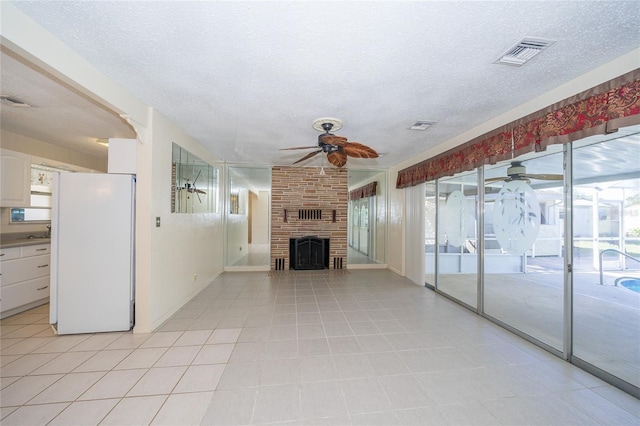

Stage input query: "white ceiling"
[{"left": 2, "top": 1, "right": 640, "bottom": 170}]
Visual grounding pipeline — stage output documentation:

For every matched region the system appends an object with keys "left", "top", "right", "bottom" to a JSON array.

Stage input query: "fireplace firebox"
[{"left": 290, "top": 236, "right": 329, "bottom": 270}]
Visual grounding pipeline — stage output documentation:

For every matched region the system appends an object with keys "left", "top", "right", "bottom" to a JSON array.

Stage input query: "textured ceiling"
[{"left": 3, "top": 1, "right": 640, "bottom": 170}]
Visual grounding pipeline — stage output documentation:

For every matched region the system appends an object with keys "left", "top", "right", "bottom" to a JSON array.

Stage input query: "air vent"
[
  {"left": 0, "top": 95, "right": 31, "bottom": 108},
  {"left": 494, "top": 37, "right": 556, "bottom": 66},
  {"left": 410, "top": 121, "right": 436, "bottom": 131}
]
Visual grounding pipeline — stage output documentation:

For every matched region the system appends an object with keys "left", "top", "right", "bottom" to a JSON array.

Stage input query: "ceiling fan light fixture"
[{"left": 410, "top": 121, "right": 436, "bottom": 131}]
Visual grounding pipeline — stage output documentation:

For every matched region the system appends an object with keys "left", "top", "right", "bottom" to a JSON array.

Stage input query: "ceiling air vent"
[
  {"left": 494, "top": 37, "right": 556, "bottom": 66},
  {"left": 0, "top": 95, "right": 31, "bottom": 108},
  {"left": 410, "top": 121, "right": 436, "bottom": 131}
]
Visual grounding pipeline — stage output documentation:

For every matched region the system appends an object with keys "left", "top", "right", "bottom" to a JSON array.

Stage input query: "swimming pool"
[{"left": 618, "top": 278, "right": 640, "bottom": 293}]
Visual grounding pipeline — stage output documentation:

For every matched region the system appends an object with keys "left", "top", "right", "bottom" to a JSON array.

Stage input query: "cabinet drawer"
[
  {"left": 0, "top": 247, "right": 21, "bottom": 262},
  {"left": 0, "top": 276, "right": 50, "bottom": 312},
  {"left": 21, "top": 244, "right": 51, "bottom": 257},
  {"left": 1, "top": 255, "right": 50, "bottom": 287}
]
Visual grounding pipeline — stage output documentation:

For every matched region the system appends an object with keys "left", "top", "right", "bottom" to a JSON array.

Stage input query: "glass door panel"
[
  {"left": 437, "top": 171, "right": 478, "bottom": 308},
  {"left": 425, "top": 182, "right": 437, "bottom": 286},
  {"left": 572, "top": 133, "right": 640, "bottom": 389},
  {"left": 483, "top": 151, "right": 565, "bottom": 350}
]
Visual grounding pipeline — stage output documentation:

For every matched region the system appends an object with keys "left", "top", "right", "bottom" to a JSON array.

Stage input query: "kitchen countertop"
[{"left": 1, "top": 233, "right": 51, "bottom": 249}]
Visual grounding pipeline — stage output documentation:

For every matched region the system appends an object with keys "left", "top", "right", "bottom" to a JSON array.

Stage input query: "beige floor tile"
[
  {"left": 200, "top": 388, "right": 257, "bottom": 425},
  {"left": 30, "top": 350, "right": 96, "bottom": 375},
  {"left": 28, "top": 371, "right": 105, "bottom": 404},
  {"left": 127, "top": 366, "right": 186, "bottom": 396},
  {"left": 139, "top": 331, "right": 183, "bottom": 348},
  {"left": 151, "top": 391, "right": 214, "bottom": 425},
  {"left": 0, "top": 402, "right": 68, "bottom": 426},
  {"left": 73, "top": 349, "right": 132, "bottom": 372},
  {"left": 207, "top": 328, "right": 242, "bottom": 344},
  {"left": 78, "top": 368, "right": 146, "bottom": 400},
  {"left": 100, "top": 394, "right": 167, "bottom": 426},
  {"left": 48, "top": 398, "right": 119, "bottom": 425},
  {"left": 192, "top": 343, "right": 234, "bottom": 364},
  {"left": 154, "top": 345, "right": 201, "bottom": 367},
  {"left": 173, "top": 363, "right": 225, "bottom": 393},
  {"left": 1, "top": 374, "right": 63, "bottom": 407},
  {"left": 114, "top": 347, "right": 167, "bottom": 369},
  {"left": 173, "top": 329, "right": 213, "bottom": 346}
]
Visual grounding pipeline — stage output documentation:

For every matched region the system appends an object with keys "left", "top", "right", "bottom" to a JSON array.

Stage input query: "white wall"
[
  {"left": 1, "top": 4, "right": 225, "bottom": 333},
  {"left": 145, "top": 109, "right": 224, "bottom": 331}
]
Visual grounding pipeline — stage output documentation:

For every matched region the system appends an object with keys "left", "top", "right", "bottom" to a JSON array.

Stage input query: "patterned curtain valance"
[
  {"left": 396, "top": 69, "right": 640, "bottom": 189},
  {"left": 350, "top": 181, "right": 378, "bottom": 200}
]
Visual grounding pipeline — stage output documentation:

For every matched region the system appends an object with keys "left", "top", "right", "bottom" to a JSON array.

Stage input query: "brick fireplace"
[{"left": 271, "top": 166, "right": 348, "bottom": 270}]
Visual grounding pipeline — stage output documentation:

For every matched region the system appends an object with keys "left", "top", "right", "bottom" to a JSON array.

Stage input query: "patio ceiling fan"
[
  {"left": 280, "top": 118, "right": 379, "bottom": 168},
  {"left": 485, "top": 161, "right": 563, "bottom": 184}
]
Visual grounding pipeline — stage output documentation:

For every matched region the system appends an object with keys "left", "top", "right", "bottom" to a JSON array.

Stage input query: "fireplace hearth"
[{"left": 290, "top": 236, "right": 329, "bottom": 270}]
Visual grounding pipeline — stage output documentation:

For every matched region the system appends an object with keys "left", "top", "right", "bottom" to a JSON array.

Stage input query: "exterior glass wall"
[
  {"left": 437, "top": 171, "right": 478, "bottom": 308},
  {"left": 424, "top": 182, "right": 437, "bottom": 287},
  {"left": 571, "top": 133, "right": 640, "bottom": 390},
  {"left": 425, "top": 125, "right": 640, "bottom": 396},
  {"left": 483, "top": 149, "right": 565, "bottom": 351}
]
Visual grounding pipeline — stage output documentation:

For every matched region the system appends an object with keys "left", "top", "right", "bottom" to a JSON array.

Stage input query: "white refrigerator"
[{"left": 50, "top": 172, "right": 135, "bottom": 334}]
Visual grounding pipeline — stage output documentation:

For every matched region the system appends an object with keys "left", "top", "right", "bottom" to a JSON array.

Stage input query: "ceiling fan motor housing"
[{"left": 507, "top": 161, "right": 526, "bottom": 176}]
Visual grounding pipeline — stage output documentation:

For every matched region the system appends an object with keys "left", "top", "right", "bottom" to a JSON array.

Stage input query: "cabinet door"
[{"left": 0, "top": 149, "right": 31, "bottom": 207}]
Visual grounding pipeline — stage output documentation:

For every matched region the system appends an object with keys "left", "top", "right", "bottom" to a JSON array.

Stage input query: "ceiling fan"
[
  {"left": 280, "top": 118, "right": 379, "bottom": 168},
  {"left": 178, "top": 169, "right": 207, "bottom": 203},
  {"left": 485, "top": 161, "right": 563, "bottom": 184}
]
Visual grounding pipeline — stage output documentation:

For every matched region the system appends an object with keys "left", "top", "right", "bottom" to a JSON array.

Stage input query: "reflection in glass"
[
  {"left": 483, "top": 150, "right": 565, "bottom": 350},
  {"left": 171, "top": 143, "right": 218, "bottom": 214},
  {"left": 437, "top": 170, "right": 478, "bottom": 308},
  {"left": 572, "top": 132, "right": 640, "bottom": 389},
  {"left": 347, "top": 170, "right": 387, "bottom": 265},
  {"left": 225, "top": 166, "right": 271, "bottom": 268},
  {"left": 425, "top": 181, "right": 436, "bottom": 287}
]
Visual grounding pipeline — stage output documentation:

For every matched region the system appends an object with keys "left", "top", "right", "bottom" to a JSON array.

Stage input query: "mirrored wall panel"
[
  {"left": 225, "top": 166, "right": 271, "bottom": 268},
  {"left": 347, "top": 169, "right": 387, "bottom": 265},
  {"left": 171, "top": 143, "right": 219, "bottom": 214}
]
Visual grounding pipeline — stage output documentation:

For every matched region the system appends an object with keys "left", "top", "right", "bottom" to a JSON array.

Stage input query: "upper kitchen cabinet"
[{"left": 1, "top": 149, "right": 31, "bottom": 207}]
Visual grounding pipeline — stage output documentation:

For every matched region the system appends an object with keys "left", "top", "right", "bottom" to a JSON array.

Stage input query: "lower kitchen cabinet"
[{"left": 0, "top": 243, "right": 50, "bottom": 318}]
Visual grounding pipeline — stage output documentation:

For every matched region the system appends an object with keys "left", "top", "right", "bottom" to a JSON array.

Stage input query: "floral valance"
[
  {"left": 350, "top": 181, "right": 378, "bottom": 200},
  {"left": 396, "top": 69, "right": 640, "bottom": 189}
]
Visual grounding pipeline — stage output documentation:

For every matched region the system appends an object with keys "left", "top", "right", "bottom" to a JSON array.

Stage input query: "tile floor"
[{"left": 1, "top": 270, "right": 639, "bottom": 425}]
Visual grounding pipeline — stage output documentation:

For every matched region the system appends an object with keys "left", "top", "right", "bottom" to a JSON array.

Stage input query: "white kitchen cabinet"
[
  {"left": 0, "top": 243, "right": 50, "bottom": 318},
  {"left": 0, "top": 149, "right": 31, "bottom": 207}
]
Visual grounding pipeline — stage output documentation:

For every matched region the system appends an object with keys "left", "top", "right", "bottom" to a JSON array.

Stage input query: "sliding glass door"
[
  {"left": 571, "top": 133, "right": 640, "bottom": 390},
  {"left": 483, "top": 149, "right": 565, "bottom": 351},
  {"left": 423, "top": 125, "right": 640, "bottom": 396},
  {"left": 437, "top": 171, "right": 478, "bottom": 309}
]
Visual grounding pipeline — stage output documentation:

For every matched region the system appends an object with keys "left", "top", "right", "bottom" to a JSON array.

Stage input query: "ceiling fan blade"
[
  {"left": 343, "top": 142, "right": 379, "bottom": 158},
  {"left": 188, "top": 188, "right": 206, "bottom": 194},
  {"left": 280, "top": 146, "right": 319, "bottom": 150},
  {"left": 521, "top": 173, "right": 564, "bottom": 180},
  {"left": 327, "top": 150, "right": 347, "bottom": 167},
  {"left": 321, "top": 135, "right": 348, "bottom": 146},
  {"left": 292, "top": 149, "right": 322, "bottom": 164},
  {"left": 192, "top": 169, "right": 202, "bottom": 186},
  {"left": 485, "top": 177, "right": 507, "bottom": 184}
]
